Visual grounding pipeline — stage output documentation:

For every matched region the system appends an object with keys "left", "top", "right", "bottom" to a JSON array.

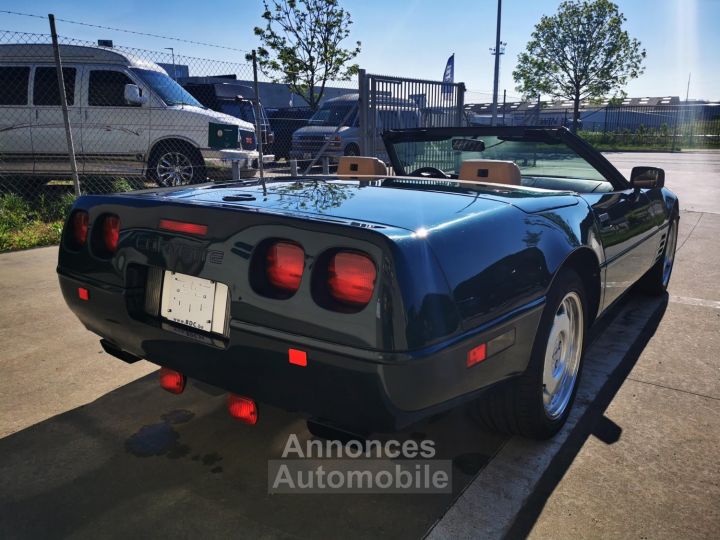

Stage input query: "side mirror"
[
  {"left": 630, "top": 166, "right": 665, "bottom": 189},
  {"left": 124, "top": 84, "right": 147, "bottom": 106}
]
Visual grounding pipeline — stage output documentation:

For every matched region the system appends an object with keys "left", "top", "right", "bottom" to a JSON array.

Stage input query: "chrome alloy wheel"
[
  {"left": 542, "top": 291, "right": 584, "bottom": 419},
  {"left": 156, "top": 151, "right": 194, "bottom": 186},
  {"left": 662, "top": 220, "right": 678, "bottom": 287}
]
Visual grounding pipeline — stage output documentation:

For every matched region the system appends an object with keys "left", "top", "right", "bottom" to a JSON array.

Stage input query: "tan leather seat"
[
  {"left": 337, "top": 156, "right": 388, "bottom": 176},
  {"left": 458, "top": 160, "right": 521, "bottom": 185}
]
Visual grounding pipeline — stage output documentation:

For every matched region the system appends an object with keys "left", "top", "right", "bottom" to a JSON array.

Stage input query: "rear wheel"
[
  {"left": 638, "top": 215, "right": 679, "bottom": 295},
  {"left": 474, "top": 268, "right": 587, "bottom": 439},
  {"left": 148, "top": 143, "right": 205, "bottom": 187}
]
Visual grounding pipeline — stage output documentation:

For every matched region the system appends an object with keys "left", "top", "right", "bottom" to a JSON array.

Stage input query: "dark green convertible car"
[{"left": 57, "top": 126, "right": 678, "bottom": 440}]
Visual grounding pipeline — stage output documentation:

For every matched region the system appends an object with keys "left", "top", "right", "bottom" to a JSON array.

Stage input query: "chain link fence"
[
  {"left": 0, "top": 26, "right": 360, "bottom": 203},
  {"left": 0, "top": 21, "right": 358, "bottom": 251},
  {"left": 465, "top": 100, "right": 720, "bottom": 151}
]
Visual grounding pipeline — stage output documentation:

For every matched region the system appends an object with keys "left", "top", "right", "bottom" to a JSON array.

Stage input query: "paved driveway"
[{"left": 0, "top": 152, "right": 718, "bottom": 539}]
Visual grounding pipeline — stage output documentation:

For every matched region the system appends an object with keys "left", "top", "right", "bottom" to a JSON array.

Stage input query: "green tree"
[
  {"left": 513, "top": 0, "right": 645, "bottom": 132},
  {"left": 252, "top": 0, "right": 361, "bottom": 110}
]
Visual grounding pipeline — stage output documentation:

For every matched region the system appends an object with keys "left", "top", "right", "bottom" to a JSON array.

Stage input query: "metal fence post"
[
  {"left": 358, "top": 69, "right": 368, "bottom": 155},
  {"left": 456, "top": 82, "right": 466, "bottom": 126},
  {"left": 48, "top": 14, "right": 80, "bottom": 197},
  {"left": 251, "top": 50, "right": 266, "bottom": 192}
]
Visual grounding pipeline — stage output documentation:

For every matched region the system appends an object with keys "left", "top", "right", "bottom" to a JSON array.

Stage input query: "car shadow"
[
  {"left": 504, "top": 290, "right": 669, "bottom": 539},
  {"left": 0, "top": 289, "right": 667, "bottom": 540}
]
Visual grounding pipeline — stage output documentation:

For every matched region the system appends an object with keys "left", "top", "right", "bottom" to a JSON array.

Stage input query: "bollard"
[
  {"left": 290, "top": 159, "right": 298, "bottom": 177},
  {"left": 322, "top": 156, "right": 330, "bottom": 175}
]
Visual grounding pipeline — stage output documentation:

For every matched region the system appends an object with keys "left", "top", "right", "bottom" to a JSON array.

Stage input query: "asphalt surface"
[{"left": 0, "top": 151, "right": 718, "bottom": 539}]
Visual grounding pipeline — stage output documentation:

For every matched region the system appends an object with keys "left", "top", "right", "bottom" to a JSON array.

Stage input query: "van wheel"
[
  {"left": 473, "top": 268, "right": 587, "bottom": 439},
  {"left": 148, "top": 143, "right": 205, "bottom": 187},
  {"left": 344, "top": 144, "right": 360, "bottom": 157}
]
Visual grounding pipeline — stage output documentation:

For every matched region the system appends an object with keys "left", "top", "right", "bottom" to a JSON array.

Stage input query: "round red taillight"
[
  {"left": 102, "top": 215, "right": 120, "bottom": 253},
  {"left": 72, "top": 211, "right": 89, "bottom": 246},
  {"left": 266, "top": 241, "right": 305, "bottom": 292},
  {"left": 327, "top": 251, "right": 377, "bottom": 307}
]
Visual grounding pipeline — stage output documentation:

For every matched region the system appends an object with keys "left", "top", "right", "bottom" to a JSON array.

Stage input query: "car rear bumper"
[{"left": 58, "top": 269, "right": 543, "bottom": 432}]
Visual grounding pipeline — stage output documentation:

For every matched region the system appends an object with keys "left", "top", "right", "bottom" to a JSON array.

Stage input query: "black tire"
[
  {"left": 344, "top": 143, "right": 360, "bottom": 156},
  {"left": 306, "top": 420, "right": 368, "bottom": 444},
  {"left": 474, "top": 268, "right": 588, "bottom": 439},
  {"left": 638, "top": 213, "right": 679, "bottom": 295},
  {"left": 148, "top": 142, "right": 205, "bottom": 187}
]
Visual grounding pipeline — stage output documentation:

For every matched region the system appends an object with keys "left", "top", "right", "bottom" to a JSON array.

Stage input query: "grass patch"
[
  {"left": 0, "top": 191, "right": 75, "bottom": 253},
  {"left": 0, "top": 220, "right": 64, "bottom": 252}
]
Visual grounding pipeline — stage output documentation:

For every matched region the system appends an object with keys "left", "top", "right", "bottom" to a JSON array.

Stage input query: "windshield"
[
  {"left": 130, "top": 68, "right": 204, "bottom": 108},
  {"left": 219, "top": 101, "right": 270, "bottom": 126},
  {"left": 309, "top": 103, "right": 357, "bottom": 126},
  {"left": 220, "top": 101, "right": 255, "bottom": 123},
  {"left": 391, "top": 132, "right": 611, "bottom": 191}
]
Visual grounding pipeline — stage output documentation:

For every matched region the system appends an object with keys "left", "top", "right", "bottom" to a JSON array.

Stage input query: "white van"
[{"left": 0, "top": 44, "right": 266, "bottom": 186}]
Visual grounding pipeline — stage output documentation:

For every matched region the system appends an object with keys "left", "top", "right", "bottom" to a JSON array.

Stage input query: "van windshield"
[
  {"left": 130, "top": 68, "right": 204, "bottom": 108},
  {"left": 309, "top": 103, "right": 357, "bottom": 127}
]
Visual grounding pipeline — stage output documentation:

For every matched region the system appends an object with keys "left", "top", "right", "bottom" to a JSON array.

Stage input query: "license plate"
[
  {"left": 160, "top": 271, "right": 229, "bottom": 334},
  {"left": 303, "top": 152, "right": 312, "bottom": 159}
]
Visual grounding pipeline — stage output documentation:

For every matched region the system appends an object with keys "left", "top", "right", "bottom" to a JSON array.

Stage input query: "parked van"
[
  {"left": 0, "top": 44, "right": 264, "bottom": 186},
  {"left": 179, "top": 78, "right": 275, "bottom": 159},
  {"left": 289, "top": 93, "right": 421, "bottom": 163}
]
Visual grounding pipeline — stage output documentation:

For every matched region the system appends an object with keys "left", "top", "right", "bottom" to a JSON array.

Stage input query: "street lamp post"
[{"left": 490, "top": 0, "right": 504, "bottom": 126}]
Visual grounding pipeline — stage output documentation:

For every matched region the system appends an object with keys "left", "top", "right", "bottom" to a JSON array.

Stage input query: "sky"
[{"left": 1, "top": 0, "right": 719, "bottom": 101}]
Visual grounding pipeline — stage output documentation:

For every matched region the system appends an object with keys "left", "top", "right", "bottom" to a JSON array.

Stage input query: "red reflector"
[
  {"left": 72, "top": 211, "right": 88, "bottom": 246},
  {"left": 289, "top": 348, "right": 307, "bottom": 367},
  {"left": 467, "top": 343, "right": 487, "bottom": 367},
  {"left": 159, "top": 367, "right": 186, "bottom": 394},
  {"left": 78, "top": 287, "right": 89, "bottom": 301},
  {"left": 227, "top": 394, "right": 258, "bottom": 425},
  {"left": 103, "top": 215, "right": 120, "bottom": 253},
  {"left": 266, "top": 241, "right": 304, "bottom": 292},
  {"left": 159, "top": 219, "right": 208, "bottom": 236},
  {"left": 328, "top": 251, "right": 377, "bottom": 306}
]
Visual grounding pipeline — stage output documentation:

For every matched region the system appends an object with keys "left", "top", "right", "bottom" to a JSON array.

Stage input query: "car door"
[
  {"left": 31, "top": 64, "right": 82, "bottom": 174},
  {"left": 81, "top": 66, "right": 149, "bottom": 176},
  {"left": 582, "top": 188, "right": 660, "bottom": 309},
  {"left": 0, "top": 65, "right": 33, "bottom": 174}
]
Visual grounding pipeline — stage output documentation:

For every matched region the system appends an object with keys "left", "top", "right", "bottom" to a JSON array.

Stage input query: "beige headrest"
[
  {"left": 337, "top": 156, "right": 388, "bottom": 177},
  {"left": 458, "top": 160, "right": 521, "bottom": 185}
]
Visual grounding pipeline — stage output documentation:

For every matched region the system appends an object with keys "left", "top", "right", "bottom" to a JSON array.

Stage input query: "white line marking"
[{"left": 670, "top": 295, "right": 720, "bottom": 310}]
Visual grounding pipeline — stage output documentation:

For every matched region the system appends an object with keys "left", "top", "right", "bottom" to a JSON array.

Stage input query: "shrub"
[
  {"left": 36, "top": 192, "right": 76, "bottom": 222},
  {"left": 0, "top": 193, "right": 33, "bottom": 233}
]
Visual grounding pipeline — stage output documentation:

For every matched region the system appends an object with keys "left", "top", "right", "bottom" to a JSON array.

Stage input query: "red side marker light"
[
  {"left": 467, "top": 343, "right": 487, "bottom": 368},
  {"left": 78, "top": 287, "right": 89, "bottom": 301},
  {"left": 159, "top": 367, "right": 186, "bottom": 394},
  {"left": 289, "top": 348, "right": 307, "bottom": 367},
  {"left": 159, "top": 219, "right": 208, "bottom": 236},
  {"left": 227, "top": 394, "right": 258, "bottom": 425}
]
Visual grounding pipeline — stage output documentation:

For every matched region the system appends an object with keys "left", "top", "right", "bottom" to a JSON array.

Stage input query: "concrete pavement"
[{"left": 0, "top": 151, "right": 718, "bottom": 538}]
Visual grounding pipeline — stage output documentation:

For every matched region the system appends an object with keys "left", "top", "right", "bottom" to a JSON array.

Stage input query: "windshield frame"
[{"left": 382, "top": 126, "right": 630, "bottom": 190}]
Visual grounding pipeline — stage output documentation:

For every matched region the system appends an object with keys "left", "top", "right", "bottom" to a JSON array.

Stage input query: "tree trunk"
[{"left": 572, "top": 90, "right": 581, "bottom": 134}]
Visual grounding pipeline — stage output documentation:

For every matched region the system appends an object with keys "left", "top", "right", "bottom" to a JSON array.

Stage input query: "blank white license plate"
[{"left": 160, "top": 271, "right": 228, "bottom": 334}]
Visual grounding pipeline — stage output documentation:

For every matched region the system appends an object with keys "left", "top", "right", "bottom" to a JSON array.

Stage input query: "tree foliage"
[
  {"left": 513, "top": 0, "right": 645, "bottom": 131},
  {"left": 252, "top": 0, "right": 361, "bottom": 110}
]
